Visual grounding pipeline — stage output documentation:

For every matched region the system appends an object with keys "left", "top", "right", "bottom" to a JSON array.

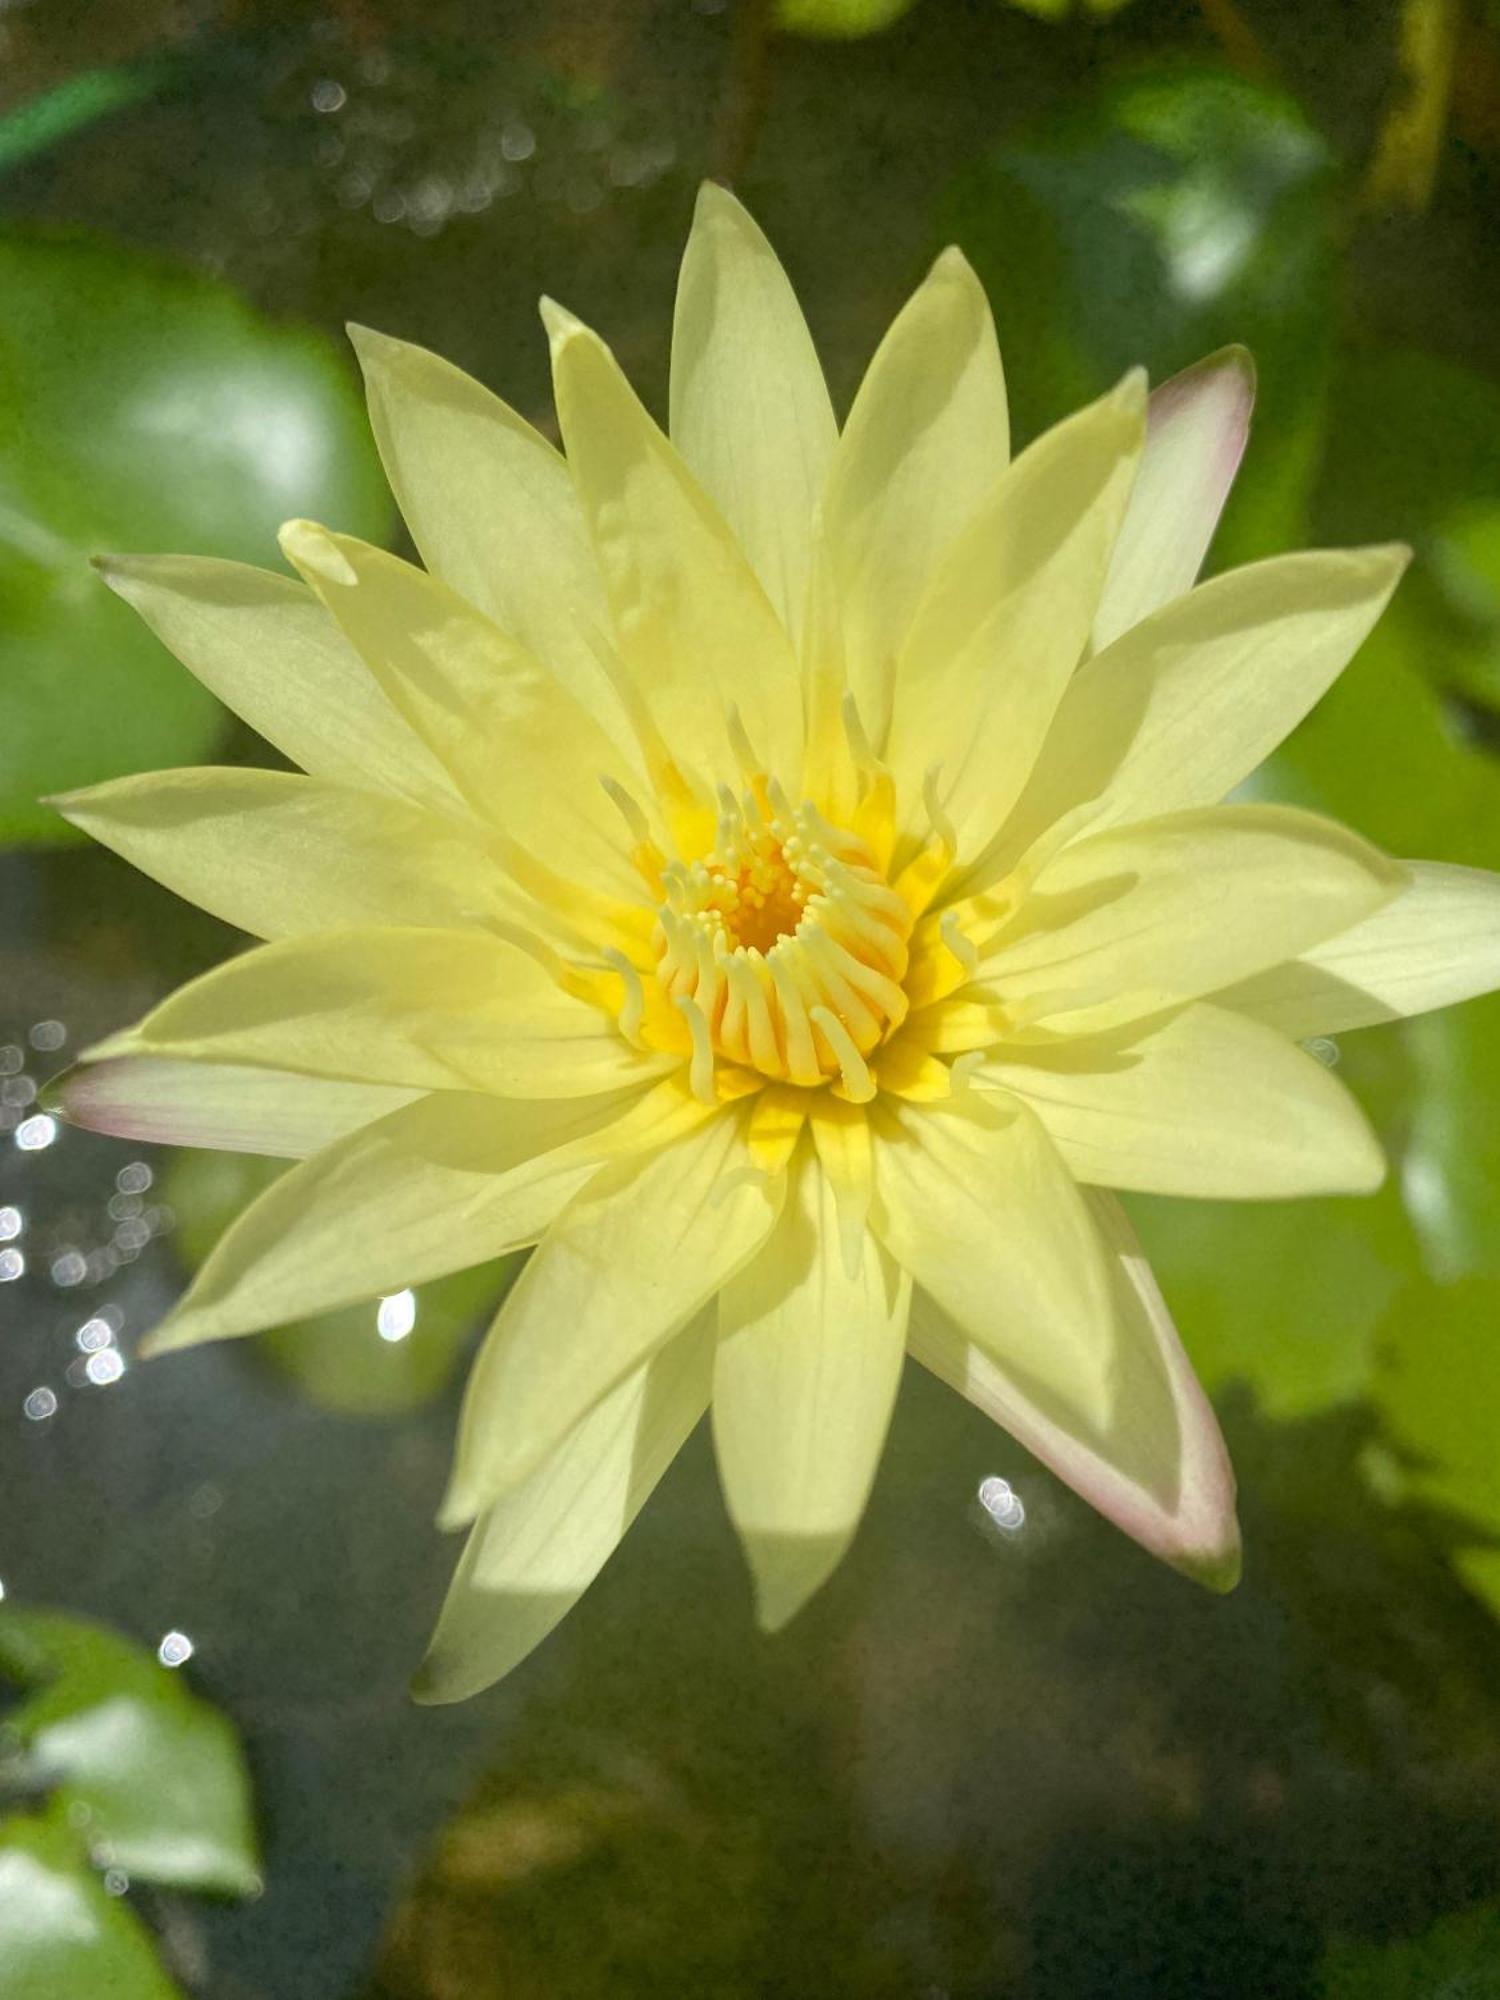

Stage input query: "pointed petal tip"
[
  {"left": 1174, "top": 1524, "right": 1243, "bottom": 1594},
  {"left": 278, "top": 517, "right": 356, "bottom": 586},
  {"left": 539, "top": 294, "right": 586, "bottom": 348}
]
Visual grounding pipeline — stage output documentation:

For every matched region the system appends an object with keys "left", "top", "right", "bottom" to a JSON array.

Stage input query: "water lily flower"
[{"left": 50, "top": 187, "right": 1500, "bottom": 1701}]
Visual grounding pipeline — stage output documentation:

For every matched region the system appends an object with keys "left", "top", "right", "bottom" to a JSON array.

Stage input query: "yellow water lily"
[{"left": 51, "top": 186, "right": 1500, "bottom": 1702}]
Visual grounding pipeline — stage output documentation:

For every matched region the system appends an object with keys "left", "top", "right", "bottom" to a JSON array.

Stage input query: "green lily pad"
[
  {"left": 0, "top": 231, "right": 393, "bottom": 846},
  {"left": 775, "top": 0, "right": 918, "bottom": 35},
  {"left": 0, "top": 1800, "right": 183, "bottom": 2000},
  {"left": 1319, "top": 1899, "right": 1500, "bottom": 1999},
  {"left": 0, "top": 1606, "right": 260, "bottom": 1896}
]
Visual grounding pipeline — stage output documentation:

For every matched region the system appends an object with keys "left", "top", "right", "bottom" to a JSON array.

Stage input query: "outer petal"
[
  {"left": 973, "top": 1002, "right": 1385, "bottom": 1197},
  {"left": 94, "top": 554, "right": 459, "bottom": 811},
  {"left": 1218, "top": 860, "right": 1500, "bottom": 1037},
  {"left": 143, "top": 1081, "right": 671, "bottom": 1355},
  {"left": 869, "top": 1092, "right": 1116, "bottom": 1428},
  {"left": 346, "top": 324, "right": 630, "bottom": 744},
  {"left": 1091, "top": 346, "right": 1254, "bottom": 653},
  {"left": 973, "top": 804, "right": 1407, "bottom": 1038},
  {"left": 48, "top": 1057, "right": 416, "bottom": 1157},
  {"left": 886, "top": 373, "right": 1145, "bottom": 854},
  {"left": 415, "top": 1310, "right": 714, "bottom": 1704},
  {"left": 713, "top": 1147, "right": 910, "bottom": 1632},
  {"left": 670, "top": 183, "right": 837, "bottom": 648},
  {"left": 51, "top": 767, "right": 530, "bottom": 939},
  {"left": 543, "top": 302, "right": 803, "bottom": 787},
  {"left": 441, "top": 1104, "right": 784, "bottom": 1524},
  {"left": 908, "top": 1190, "right": 1240, "bottom": 1588},
  {"left": 815, "top": 247, "right": 1008, "bottom": 751},
  {"left": 278, "top": 523, "right": 649, "bottom": 902},
  {"left": 91, "top": 926, "right": 668, "bottom": 1098},
  {"left": 979, "top": 546, "right": 1410, "bottom": 886}
]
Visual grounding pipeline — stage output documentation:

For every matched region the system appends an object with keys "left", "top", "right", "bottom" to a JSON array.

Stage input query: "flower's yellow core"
[{"left": 653, "top": 778, "right": 912, "bottom": 1096}]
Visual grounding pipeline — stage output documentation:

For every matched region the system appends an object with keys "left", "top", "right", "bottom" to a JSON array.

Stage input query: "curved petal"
[
  {"left": 973, "top": 1002, "right": 1384, "bottom": 1197},
  {"left": 143, "top": 1080, "right": 670, "bottom": 1355},
  {"left": 670, "top": 182, "right": 837, "bottom": 648},
  {"left": 95, "top": 554, "right": 459, "bottom": 811},
  {"left": 714, "top": 1147, "right": 910, "bottom": 1631},
  {"left": 974, "top": 804, "right": 1407, "bottom": 1038},
  {"left": 48, "top": 1057, "right": 416, "bottom": 1157},
  {"left": 977, "top": 545, "right": 1409, "bottom": 887},
  {"left": 278, "top": 523, "right": 650, "bottom": 903},
  {"left": 909, "top": 1189, "right": 1239, "bottom": 1588},
  {"left": 91, "top": 926, "right": 668, "bottom": 1098},
  {"left": 346, "top": 324, "right": 631, "bottom": 744},
  {"left": 51, "top": 766, "right": 531, "bottom": 939},
  {"left": 869, "top": 1092, "right": 1116, "bottom": 1429},
  {"left": 1091, "top": 346, "right": 1254, "bottom": 653},
  {"left": 442, "top": 1103, "right": 783, "bottom": 1524},
  {"left": 415, "top": 1310, "right": 714, "bottom": 1703},
  {"left": 543, "top": 302, "right": 803, "bottom": 788},
  {"left": 816, "top": 247, "right": 1008, "bottom": 750},
  {"left": 1218, "top": 860, "right": 1500, "bottom": 1037},
  {"left": 886, "top": 372, "right": 1144, "bottom": 855}
]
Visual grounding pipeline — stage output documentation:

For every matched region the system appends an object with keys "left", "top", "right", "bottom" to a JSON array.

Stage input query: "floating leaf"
[
  {"left": 0, "top": 1606, "right": 261, "bottom": 1896},
  {"left": 775, "top": 0, "right": 918, "bottom": 36},
  {"left": 0, "top": 1801, "right": 183, "bottom": 2000},
  {"left": 0, "top": 232, "right": 393, "bottom": 845},
  {"left": 1320, "top": 1899, "right": 1500, "bottom": 1998}
]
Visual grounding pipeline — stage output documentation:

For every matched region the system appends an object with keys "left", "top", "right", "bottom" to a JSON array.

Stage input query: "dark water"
[{"left": 3, "top": 5, "right": 1500, "bottom": 1996}]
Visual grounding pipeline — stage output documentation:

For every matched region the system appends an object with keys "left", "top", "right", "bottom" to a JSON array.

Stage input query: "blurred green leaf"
[
  {"left": 1320, "top": 1898, "right": 1500, "bottom": 1998},
  {"left": 0, "top": 1800, "right": 183, "bottom": 2000},
  {"left": 1005, "top": 0, "right": 1136, "bottom": 17},
  {"left": 0, "top": 1606, "right": 260, "bottom": 1896},
  {"left": 0, "top": 232, "right": 393, "bottom": 847},
  {"left": 0, "top": 67, "right": 166, "bottom": 177},
  {"left": 775, "top": 0, "right": 918, "bottom": 37},
  {"left": 942, "top": 66, "right": 1338, "bottom": 555},
  {"left": 1403, "top": 996, "right": 1500, "bottom": 1285},
  {"left": 163, "top": 1149, "right": 516, "bottom": 1416}
]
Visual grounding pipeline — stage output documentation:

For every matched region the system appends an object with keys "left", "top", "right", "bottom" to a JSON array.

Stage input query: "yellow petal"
[
  {"left": 973, "top": 1002, "right": 1385, "bottom": 1197},
  {"left": 49, "top": 1057, "right": 415, "bottom": 1157},
  {"left": 347, "top": 323, "right": 631, "bottom": 744},
  {"left": 670, "top": 182, "right": 837, "bottom": 648},
  {"left": 144, "top": 1082, "right": 659, "bottom": 1355},
  {"left": 95, "top": 554, "right": 458, "bottom": 811},
  {"left": 1091, "top": 346, "right": 1255, "bottom": 652},
  {"left": 976, "top": 804, "right": 1407, "bottom": 1037},
  {"left": 415, "top": 1311, "right": 714, "bottom": 1702},
  {"left": 543, "top": 302, "right": 803, "bottom": 786},
  {"left": 870, "top": 1092, "right": 1116, "bottom": 1429},
  {"left": 1219, "top": 860, "right": 1500, "bottom": 1036},
  {"left": 714, "top": 1146, "right": 910, "bottom": 1631},
  {"left": 976, "top": 545, "right": 1410, "bottom": 888},
  {"left": 909, "top": 1189, "right": 1240, "bottom": 1589},
  {"left": 816, "top": 247, "right": 1008, "bottom": 751},
  {"left": 886, "top": 372, "right": 1145, "bottom": 856},
  {"left": 51, "top": 766, "right": 532, "bottom": 939},
  {"left": 278, "top": 522, "right": 650, "bottom": 904},
  {"left": 95, "top": 925, "right": 668, "bottom": 1097},
  {"left": 442, "top": 1103, "right": 783, "bottom": 1523}
]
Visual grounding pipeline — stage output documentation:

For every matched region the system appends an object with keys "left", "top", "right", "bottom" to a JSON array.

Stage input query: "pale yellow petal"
[
  {"left": 670, "top": 182, "right": 836, "bottom": 646},
  {"left": 886, "top": 373, "right": 1144, "bottom": 855},
  {"left": 279, "top": 522, "right": 650, "bottom": 902},
  {"left": 543, "top": 302, "right": 803, "bottom": 786},
  {"left": 442, "top": 1104, "right": 782, "bottom": 1523},
  {"left": 817, "top": 247, "right": 1008, "bottom": 750},
  {"left": 94, "top": 926, "right": 667, "bottom": 1098},
  {"left": 50, "top": 1057, "right": 415, "bottom": 1157},
  {"left": 51, "top": 766, "right": 531, "bottom": 939},
  {"left": 975, "top": 804, "right": 1407, "bottom": 1038},
  {"left": 143, "top": 1082, "right": 656, "bottom": 1355},
  {"left": 1219, "top": 860, "right": 1500, "bottom": 1036},
  {"left": 1091, "top": 346, "right": 1255, "bottom": 652},
  {"left": 976, "top": 546, "right": 1409, "bottom": 887},
  {"left": 909, "top": 1189, "right": 1239, "bottom": 1588},
  {"left": 95, "top": 554, "right": 459, "bottom": 811},
  {"left": 416, "top": 1311, "right": 714, "bottom": 1702},
  {"left": 713, "top": 1147, "right": 910, "bottom": 1630},
  {"left": 870, "top": 1091, "right": 1116, "bottom": 1428},
  {"left": 347, "top": 324, "right": 631, "bottom": 743},
  {"left": 973, "top": 1002, "right": 1385, "bottom": 1197}
]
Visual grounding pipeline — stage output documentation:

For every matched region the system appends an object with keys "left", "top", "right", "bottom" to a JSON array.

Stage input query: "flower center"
[{"left": 654, "top": 783, "right": 912, "bottom": 1093}]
